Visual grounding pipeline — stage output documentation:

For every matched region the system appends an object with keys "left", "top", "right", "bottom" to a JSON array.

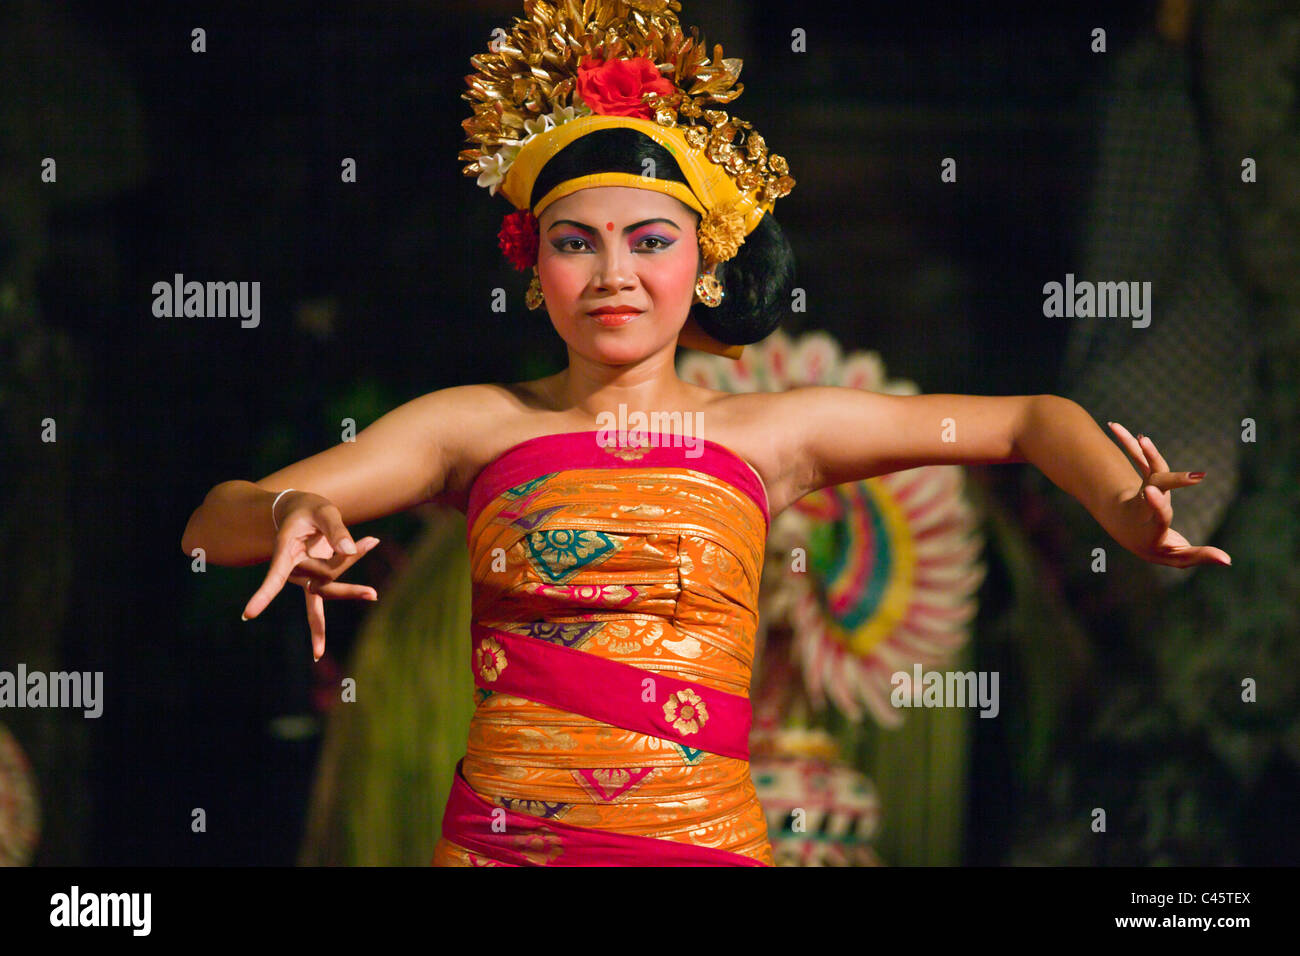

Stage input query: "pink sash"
[
  {"left": 473, "top": 623, "right": 752, "bottom": 761},
  {"left": 439, "top": 759, "right": 767, "bottom": 866}
]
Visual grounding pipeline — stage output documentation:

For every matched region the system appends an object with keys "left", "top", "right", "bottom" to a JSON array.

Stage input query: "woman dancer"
[{"left": 181, "top": 0, "right": 1231, "bottom": 866}]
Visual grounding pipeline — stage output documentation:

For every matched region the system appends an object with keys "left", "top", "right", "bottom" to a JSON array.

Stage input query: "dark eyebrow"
[{"left": 547, "top": 217, "right": 681, "bottom": 234}]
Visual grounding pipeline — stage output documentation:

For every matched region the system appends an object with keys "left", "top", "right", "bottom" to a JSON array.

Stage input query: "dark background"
[{"left": 11, "top": 0, "right": 1293, "bottom": 866}]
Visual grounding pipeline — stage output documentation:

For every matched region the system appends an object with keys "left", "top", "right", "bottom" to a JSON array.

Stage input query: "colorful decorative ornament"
[{"left": 693, "top": 271, "right": 724, "bottom": 307}]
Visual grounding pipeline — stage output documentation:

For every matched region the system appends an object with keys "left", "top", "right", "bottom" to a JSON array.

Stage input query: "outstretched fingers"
[
  {"left": 1107, "top": 422, "right": 1151, "bottom": 478},
  {"left": 305, "top": 586, "right": 326, "bottom": 661},
  {"left": 243, "top": 538, "right": 305, "bottom": 620},
  {"left": 1137, "top": 433, "right": 1171, "bottom": 474}
]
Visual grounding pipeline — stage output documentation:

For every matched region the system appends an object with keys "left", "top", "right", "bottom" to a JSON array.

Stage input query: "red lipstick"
[{"left": 588, "top": 305, "right": 643, "bottom": 327}]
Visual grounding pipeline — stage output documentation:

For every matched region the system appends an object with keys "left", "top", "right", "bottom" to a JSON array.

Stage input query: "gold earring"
[
  {"left": 694, "top": 271, "right": 724, "bottom": 308},
  {"left": 526, "top": 268, "right": 545, "bottom": 310}
]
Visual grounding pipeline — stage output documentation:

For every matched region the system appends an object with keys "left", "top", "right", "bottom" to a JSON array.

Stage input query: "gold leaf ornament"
[{"left": 697, "top": 198, "right": 747, "bottom": 264}]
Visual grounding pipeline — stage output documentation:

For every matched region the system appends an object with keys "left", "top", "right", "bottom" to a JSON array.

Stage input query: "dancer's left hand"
[{"left": 1106, "top": 422, "right": 1232, "bottom": 568}]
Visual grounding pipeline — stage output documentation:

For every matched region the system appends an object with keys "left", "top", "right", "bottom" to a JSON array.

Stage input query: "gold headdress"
[{"left": 460, "top": 0, "right": 795, "bottom": 357}]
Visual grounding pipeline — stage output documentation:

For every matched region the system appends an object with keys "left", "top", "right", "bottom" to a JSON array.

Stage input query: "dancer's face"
[{"left": 537, "top": 186, "right": 702, "bottom": 365}]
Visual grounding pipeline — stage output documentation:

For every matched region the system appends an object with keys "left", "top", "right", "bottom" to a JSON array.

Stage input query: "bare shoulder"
[
  {"left": 423, "top": 375, "right": 569, "bottom": 505},
  {"left": 688, "top": 386, "right": 817, "bottom": 518},
  {"left": 692, "top": 385, "right": 808, "bottom": 454},
  {"left": 413, "top": 381, "right": 519, "bottom": 455}
]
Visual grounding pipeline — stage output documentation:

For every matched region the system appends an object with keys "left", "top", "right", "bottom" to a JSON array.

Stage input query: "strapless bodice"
[{"left": 434, "top": 430, "right": 774, "bottom": 864}]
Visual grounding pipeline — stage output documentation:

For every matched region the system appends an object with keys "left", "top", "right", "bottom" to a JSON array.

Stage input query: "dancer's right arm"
[
  {"left": 180, "top": 384, "right": 482, "bottom": 567},
  {"left": 182, "top": 383, "right": 499, "bottom": 659}
]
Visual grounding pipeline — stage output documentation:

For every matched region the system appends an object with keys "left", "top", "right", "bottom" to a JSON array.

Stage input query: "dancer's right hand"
[{"left": 241, "top": 491, "right": 380, "bottom": 661}]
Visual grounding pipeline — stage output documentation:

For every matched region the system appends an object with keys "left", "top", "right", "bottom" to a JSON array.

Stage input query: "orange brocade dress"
[{"left": 431, "top": 430, "right": 775, "bottom": 866}]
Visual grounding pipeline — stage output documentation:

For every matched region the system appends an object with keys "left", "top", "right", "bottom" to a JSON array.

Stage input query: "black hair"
[{"left": 532, "top": 127, "right": 796, "bottom": 345}]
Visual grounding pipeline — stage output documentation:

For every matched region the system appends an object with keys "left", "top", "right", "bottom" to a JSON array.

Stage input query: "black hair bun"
[{"left": 690, "top": 212, "right": 796, "bottom": 345}]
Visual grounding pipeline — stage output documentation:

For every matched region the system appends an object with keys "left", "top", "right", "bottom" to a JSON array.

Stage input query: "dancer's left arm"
[{"left": 787, "top": 388, "right": 1231, "bottom": 569}]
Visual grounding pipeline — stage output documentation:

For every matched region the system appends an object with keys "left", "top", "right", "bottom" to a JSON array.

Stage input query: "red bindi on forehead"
[{"left": 606, "top": 222, "right": 614, "bottom": 231}]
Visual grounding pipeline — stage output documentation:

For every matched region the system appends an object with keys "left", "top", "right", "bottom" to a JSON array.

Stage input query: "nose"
[{"left": 593, "top": 241, "right": 637, "bottom": 292}]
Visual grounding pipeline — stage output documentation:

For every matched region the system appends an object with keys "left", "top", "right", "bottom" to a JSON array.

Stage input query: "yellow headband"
[{"left": 500, "top": 114, "right": 773, "bottom": 251}]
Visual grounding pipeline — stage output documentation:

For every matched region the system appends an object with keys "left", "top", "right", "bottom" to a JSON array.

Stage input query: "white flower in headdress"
[
  {"left": 523, "top": 113, "right": 557, "bottom": 139},
  {"left": 475, "top": 150, "right": 511, "bottom": 196},
  {"left": 477, "top": 99, "right": 594, "bottom": 195},
  {"left": 549, "top": 99, "right": 592, "bottom": 125}
]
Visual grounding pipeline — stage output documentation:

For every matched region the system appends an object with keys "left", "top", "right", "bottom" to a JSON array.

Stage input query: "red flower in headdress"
[
  {"left": 576, "top": 56, "right": 675, "bottom": 118},
  {"left": 498, "top": 209, "right": 539, "bottom": 270}
]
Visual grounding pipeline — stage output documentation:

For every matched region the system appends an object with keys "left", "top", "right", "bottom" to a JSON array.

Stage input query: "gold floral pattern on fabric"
[
  {"left": 663, "top": 688, "right": 709, "bottom": 735},
  {"left": 525, "top": 582, "right": 641, "bottom": 609},
  {"left": 593, "top": 767, "right": 631, "bottom": 789},
  {"left": 515, "top": 726, "right": 582, "bottom": 752},
  {"left": 475, "top": 636, "right": 507, "bottom": 682},
  {"left": 593, "top": 618, "right": 666, "bottom": 655},
  {"left": 570, "top": 765, "right": 656, "bottom": 802},
  {"left": 513, "top": 827, "right": 565, "bottom": 865},
  {"left": 601, "top": 443, "right": 650, "bottom": 461}
]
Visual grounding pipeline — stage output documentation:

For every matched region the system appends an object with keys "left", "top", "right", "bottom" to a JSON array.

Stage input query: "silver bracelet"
[{"left": 271, "top": 488, "right": 297, "bottom": 530}]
